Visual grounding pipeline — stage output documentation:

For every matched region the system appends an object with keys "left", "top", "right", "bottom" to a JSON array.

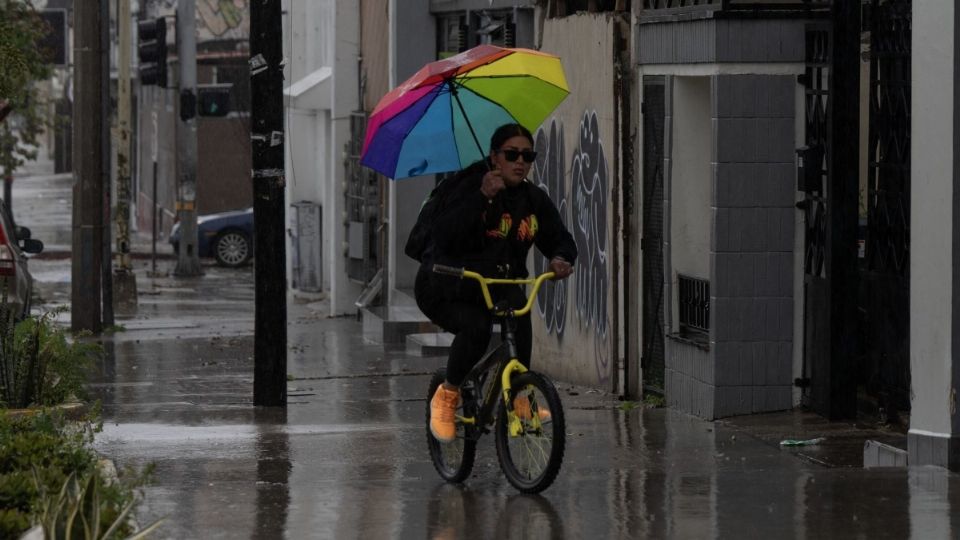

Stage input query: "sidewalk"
[
  {"left": 11, "top": 156, "right": 175, "bottom": 261},
  {"left": 15, "top": 155, "right": 956, "bottom": 538}
]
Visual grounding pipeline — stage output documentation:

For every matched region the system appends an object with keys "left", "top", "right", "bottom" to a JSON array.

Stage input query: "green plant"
[
  {"left": 0, "top": 412, "right": 160, "bottom": 539},
  {"left": 0, "top": 306, "right": 102, "bottom": 409},
  {"left": 0, "top": 0, "right": 53, "bottom": 178},
  {"left": 618, "top": 400, "right": 640, "bottom": 412},
  {"left": 32, "top": 469, "right": 163, "bottom": 540},
  {"left": 643, "top": 394, "right": 665, "bottom": 408}
]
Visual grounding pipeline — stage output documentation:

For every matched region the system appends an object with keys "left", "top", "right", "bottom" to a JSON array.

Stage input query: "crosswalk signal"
[
  {"left": 198, "top": 85, "right": 231, "bottom": 117},
  {"left": 137, "top": 18, "right": 167, "bottom": 87}
]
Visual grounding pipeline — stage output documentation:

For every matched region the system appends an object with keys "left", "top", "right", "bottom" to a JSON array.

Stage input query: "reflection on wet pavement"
[{"left": 23, "top": 257, "right": 954, "bottom": 539}]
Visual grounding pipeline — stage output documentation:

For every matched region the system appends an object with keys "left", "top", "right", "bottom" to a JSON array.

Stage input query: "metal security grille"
[
  {"left": 677, "top": 275, "right": 709, "bottom": 333},
  {"left": 642, "top": 77, "right": 666, "bottom": 393},
  {"left": 643, "top": 0, "right": 721, "bottom": 10},
  {"left": 642, "top": 0, "right": 829, "bottom": 13},
  {"left": 862, "top": 0, "right": 911, "bottom": 415},
  {"left": 800, "top": 26, "right": 830, "bottom": 279},
  {"left": 799, "top": 23, "right": 831, "bottom": 415},
  {"left": 344, "top": 111, "right": 381, "bottom": 285}
]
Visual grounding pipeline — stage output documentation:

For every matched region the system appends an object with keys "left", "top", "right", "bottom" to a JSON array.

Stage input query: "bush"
[
  {"left": 0, "top": 412, "right": 160, "bottom": 539},
  {"left": 0, "top": 308, "right": 100, "bottom": 409}
]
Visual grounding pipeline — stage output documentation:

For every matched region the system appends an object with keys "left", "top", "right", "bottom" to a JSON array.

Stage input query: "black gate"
[
  {"left": 642, "top": 77, "right": 666, "bottom": 394},
  {"left": 800, "top": 1, "right": 911, "bottom": 420},
  {"left": 861, "top": 0, "right": 911, "bottom": 417},
  {"left": 799, "top": 25, "right": 832, "bottom": 415}
]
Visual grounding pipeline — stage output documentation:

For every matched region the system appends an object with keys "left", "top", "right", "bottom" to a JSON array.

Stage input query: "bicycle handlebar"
[
  {"left": 431, "top": 264, "right": 557, "bottom": 316},
  {"left": 432, "top": 264, "right": 465, "bottom": 277}
]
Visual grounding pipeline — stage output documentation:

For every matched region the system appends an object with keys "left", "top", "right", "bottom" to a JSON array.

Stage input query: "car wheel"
[{"left": 214, "top": 230, "right": 251, "bottom": 267}]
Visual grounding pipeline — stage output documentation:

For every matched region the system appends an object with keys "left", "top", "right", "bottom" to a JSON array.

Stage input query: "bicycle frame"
[{"left": 432, "top": 265, "right": 555, "bottom": 437}]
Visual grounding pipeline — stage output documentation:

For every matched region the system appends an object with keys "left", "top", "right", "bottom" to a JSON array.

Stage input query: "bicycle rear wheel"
[
  {"left": 495, "top": 371, "right": 565, "bottom": 493},
  {"left": 426, "top": 369, "right": 477, "bottom": 483}
]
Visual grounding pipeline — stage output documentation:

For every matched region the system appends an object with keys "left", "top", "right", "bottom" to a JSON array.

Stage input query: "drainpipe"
[{"left": 662, "top": 76, "right": 674, "bottom": 338}]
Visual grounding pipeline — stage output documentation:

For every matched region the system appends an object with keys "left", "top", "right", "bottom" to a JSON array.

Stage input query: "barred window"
[{"left": 678, "top": 274, "right": 709, "bottom": 334}]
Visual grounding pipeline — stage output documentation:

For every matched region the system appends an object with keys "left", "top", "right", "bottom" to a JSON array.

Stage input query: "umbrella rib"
[
  {"left": 448, "top": 78, "right": 525, "bottom": 128},
  {"left": 454, "top": 73, "right": 570, "bottom": 96},
  {"left": 448, "top": 79, "right": 488, "bottom": 164}
]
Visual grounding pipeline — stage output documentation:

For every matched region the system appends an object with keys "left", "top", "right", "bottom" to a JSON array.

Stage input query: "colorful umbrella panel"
[{"left": 361, "top": 45, "right": 569, "bottom": 180}]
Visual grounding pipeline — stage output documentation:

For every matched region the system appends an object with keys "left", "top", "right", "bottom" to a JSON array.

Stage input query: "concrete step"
[
  {"left": 863, "top": 439, "right": 909, "bottom": 467},
  {"left": 406, "top": 332, "right": 453, "bottom": 357},
  {"left": 362, "top": 305, "right": 439, "bottom": 344},
  {"left": 392, "top": 287, "right": 418, "bottom": 307}
]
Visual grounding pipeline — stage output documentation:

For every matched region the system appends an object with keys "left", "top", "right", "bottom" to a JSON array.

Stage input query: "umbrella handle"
[{"left": 448, "top": 79, "right": 491, "bottom": 171}]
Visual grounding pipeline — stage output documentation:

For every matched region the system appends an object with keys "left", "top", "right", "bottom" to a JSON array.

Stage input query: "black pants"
[{"left": 415, "top": 267, "right": 532, "bottom": 386}]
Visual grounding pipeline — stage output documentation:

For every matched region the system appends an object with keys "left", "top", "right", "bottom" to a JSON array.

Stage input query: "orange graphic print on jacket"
[
  {"left": 486, "top": 213, "right": 539, "bottom": 241},
  {"left": 487, "top": 213, "right": 513, "bottom": 239},
  {"left": 517, "top": 215, "right": 538, "bottom": 241}
]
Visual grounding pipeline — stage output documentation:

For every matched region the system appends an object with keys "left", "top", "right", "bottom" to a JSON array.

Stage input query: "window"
[
  {"left": 474, "top": 12, "right": 515, "bottom": 47},
  {"left": 678, "top": 274, "right": 710, "bottom": 335},
  {"left": 437, "top": 14, "right": 466, "bottom": 59}
]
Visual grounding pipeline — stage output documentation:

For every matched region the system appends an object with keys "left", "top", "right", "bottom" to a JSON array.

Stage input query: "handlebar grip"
[{"left": 432, "top": 264, "right": 464, "bottom": 277}]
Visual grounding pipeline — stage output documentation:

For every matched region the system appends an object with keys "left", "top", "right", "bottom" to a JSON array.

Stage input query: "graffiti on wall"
[
  {"left": 149, "top": 0, "right": 249, "bottom": 42},
  {"left": 571, "top": 111, "right": 611, "bottom": 384},
  {"left": 197, "top": 0, "right": 247, "bottom": 39},
  {"left": 532, "top": 119, "right": 568, "bottom": 339},
  {"left": 531, "top": 111, "right": 612, "bottom": 384}
]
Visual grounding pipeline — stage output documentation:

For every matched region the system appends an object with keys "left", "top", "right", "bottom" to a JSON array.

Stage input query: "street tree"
[{"left": 0, "top": 0, "right": 52, "bottom": 179}]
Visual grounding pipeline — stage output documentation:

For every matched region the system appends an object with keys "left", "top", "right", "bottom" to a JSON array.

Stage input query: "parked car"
[
  {"left": 169, "top": 207, "right": 254, "bottom": 268},
  {"left": 0, "top": 202, "right": 43, "bottom": 319}
]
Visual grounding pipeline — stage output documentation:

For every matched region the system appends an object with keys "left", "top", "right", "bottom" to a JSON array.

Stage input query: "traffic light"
[
  {"left": 137, "top": 18, "right": 167, "bottom": 87},
  {"left": 198, "top": 85, "right": 231, "bottom": 117}
]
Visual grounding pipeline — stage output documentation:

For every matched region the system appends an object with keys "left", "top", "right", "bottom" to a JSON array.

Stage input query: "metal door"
[
  {"left": 344, "top": 112, "right": 382, "bottom": 285},
  {"left": 861, "top": 0, "right": 911, "bottom": 417},
  {"left": 799, "top": 25, "right": 832, "bottom": 415},
  {"left": 642, "top": 77, "right": 666, "bottom": 394}
]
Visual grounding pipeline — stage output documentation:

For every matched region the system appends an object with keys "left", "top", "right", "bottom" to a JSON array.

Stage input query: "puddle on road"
[{"left": 98, "top": 422, "right": 413, "bottom": 444}]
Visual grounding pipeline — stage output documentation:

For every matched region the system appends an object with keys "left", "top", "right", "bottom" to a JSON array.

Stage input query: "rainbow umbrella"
[{"left": 360, "top": 44, "right": 569, "bottom": 179}]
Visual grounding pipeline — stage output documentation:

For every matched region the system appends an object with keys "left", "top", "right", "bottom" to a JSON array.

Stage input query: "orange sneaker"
[
  {"left": 430, "top": 384, "right": 461, "bottom": 443},
  {"left": 513, "top": 394, "right": 551, "bottom": 422}
]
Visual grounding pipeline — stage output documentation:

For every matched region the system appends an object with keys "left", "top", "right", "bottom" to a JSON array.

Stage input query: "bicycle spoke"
[{"left": 507, "top": 387, "right": 554, "bottom": 479}]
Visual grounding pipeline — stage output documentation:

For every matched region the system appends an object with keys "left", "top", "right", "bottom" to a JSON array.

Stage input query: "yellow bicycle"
[{"left": 426, "top": 265, "right": 565, "bottom": 494}]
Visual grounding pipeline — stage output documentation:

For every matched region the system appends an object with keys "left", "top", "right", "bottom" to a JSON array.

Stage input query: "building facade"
[{"left": 290, "top": 0, "right": 960, "bottom": 471}]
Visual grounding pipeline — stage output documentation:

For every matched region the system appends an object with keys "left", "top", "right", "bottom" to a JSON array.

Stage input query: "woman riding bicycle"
[{"left": 415, "top": 123, "right": 577, "bottom": 443}]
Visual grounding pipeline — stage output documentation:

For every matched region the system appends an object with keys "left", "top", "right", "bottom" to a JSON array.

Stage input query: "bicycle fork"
[
  {"left": 501, "top": 358, "right": 530, "bottom": 437},
  {"left": 455, "top": 358, "right": 527, "bottom": 431}
]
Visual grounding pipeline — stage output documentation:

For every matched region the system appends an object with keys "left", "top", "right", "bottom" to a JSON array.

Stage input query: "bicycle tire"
[
  {"left": 426, "top": 369, "right": 477, "bottom": 483},
  {"left": 495, "top": 371, "right": 565, "bottom": 493}
]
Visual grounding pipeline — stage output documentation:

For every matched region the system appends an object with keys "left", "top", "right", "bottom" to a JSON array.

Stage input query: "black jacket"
[{"left": 426, "top": 160, "right": 578, "bottom": 288}]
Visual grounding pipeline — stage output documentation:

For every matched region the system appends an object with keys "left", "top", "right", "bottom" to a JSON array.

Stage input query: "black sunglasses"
[{"left": 497, "top": 149, "right": 537, "bottom": 163}]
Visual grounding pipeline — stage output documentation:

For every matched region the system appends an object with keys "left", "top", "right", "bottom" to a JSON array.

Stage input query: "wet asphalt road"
[
  {"left": 14, "top": 170, "right": 960, "bottom": 539},
  {"left": 23, "top": 257, "right": 960, "bottom": 540}
]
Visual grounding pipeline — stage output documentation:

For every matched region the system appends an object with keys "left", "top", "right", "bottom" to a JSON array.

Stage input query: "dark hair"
[{"left": 489, "top": 123, "right": 534, "bottom": 153}]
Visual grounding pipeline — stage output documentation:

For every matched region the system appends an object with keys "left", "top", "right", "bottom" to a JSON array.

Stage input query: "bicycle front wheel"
[
  {"left": 426, "top": 369, "right": 477, "bottom": 483},
  {"left": 495, "top": 371, "right": 565, "bottom": 493}
]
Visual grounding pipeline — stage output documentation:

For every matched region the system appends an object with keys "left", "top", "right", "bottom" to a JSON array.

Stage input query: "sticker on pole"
[{"left": 250, "top": 54, "right": 268, "bottom": 76}]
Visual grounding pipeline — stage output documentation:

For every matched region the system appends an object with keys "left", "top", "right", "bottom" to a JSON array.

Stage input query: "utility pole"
[
  {"left": 174, "top": 0, "right": 201, "bottom": 276},
  {"left": 250, "top": 0, "right": 287, "bottom": 406},
  {"left": 72, "top": 0, "right": 106, "bottom": 333},
  {"left": 113, "top": 0, "right": 138, "bottom": 309},
  {"left": 101, "top": 0, "right": 114, "bottom": 327},
  {"left": 825, "top": 0, "right": 860, "bottom": 419}
]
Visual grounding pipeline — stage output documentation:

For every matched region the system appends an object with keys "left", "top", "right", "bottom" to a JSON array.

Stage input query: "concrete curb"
[{"left": 32, "top": 249, "right": 177, "bottom": 261}]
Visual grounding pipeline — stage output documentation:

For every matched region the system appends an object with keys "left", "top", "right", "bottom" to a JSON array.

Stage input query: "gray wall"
[
  {"left": 391, "top": 0, "right": 437, "bottom": 292},
  {"left": 665, "top": 74, "right": 796, "bottom": 419},
  {"left": 909, "top": 0, "right": 959, "bottom": 467},
  {"left": 710, "top": 74, "right": 796, "bottom": 417},
  {"left": 670, "top": 77, "right": 712, "bottom": 326},
  {"left": 638, "top": 19, "right": 805, "bottom": 65}
]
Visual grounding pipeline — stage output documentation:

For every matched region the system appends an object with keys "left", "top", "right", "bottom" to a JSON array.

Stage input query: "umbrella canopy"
[{"left": 360, "top": 44, "right": 569, "bottom": 180}]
